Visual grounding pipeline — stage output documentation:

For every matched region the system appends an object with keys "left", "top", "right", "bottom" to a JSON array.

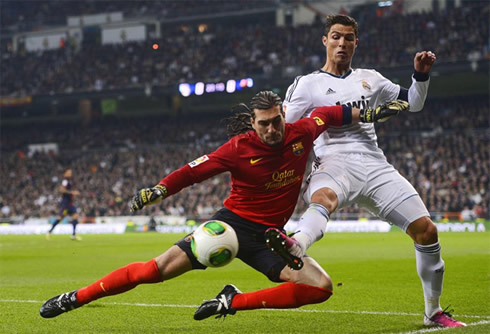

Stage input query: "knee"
[
  {"left": 284, "top": 270, "right": 333, "bottom": 292},
  {"left": 311, "top": 188, "right": 338, "bottom": 213},
  {"left": 318, "top": 273, "right": 333, "bottom": 292},
  {"left": 409, "top": 217, "right": 438, "bottom": 245}
]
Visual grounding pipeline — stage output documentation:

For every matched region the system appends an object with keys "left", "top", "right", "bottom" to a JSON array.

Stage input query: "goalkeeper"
[{"left": 40, "top": 91, "right": 406, "bottom": 321}]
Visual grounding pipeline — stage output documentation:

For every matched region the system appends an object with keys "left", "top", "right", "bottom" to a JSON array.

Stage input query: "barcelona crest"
[{"left": 292, "top": 141, "right": 304, "bottom": 156}]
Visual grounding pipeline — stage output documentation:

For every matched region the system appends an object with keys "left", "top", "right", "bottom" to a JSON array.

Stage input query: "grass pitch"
[{"left": 0, "top": 232, "right": 488, "bottom": 334}]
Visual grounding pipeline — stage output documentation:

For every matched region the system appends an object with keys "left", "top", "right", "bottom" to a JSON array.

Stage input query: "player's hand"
[
  {"left": 71, "top": 190, "right": 80, "bottom": 196},
  {"left": 359, "top": 100, "right": 409, "bottom": 123},
  {"left": 414, "top": 51, "right": 436, "bottom": 73},
  {"left": 130, "top": 185, "right": 168, "bottom": 212}
]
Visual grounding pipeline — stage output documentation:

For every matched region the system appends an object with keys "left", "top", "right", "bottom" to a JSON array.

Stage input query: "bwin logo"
[{"left": 336, "top": 96, "right": 370, "bottom": 109}]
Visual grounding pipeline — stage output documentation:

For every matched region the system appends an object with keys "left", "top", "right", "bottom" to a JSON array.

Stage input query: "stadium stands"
[
  {"left": 1, "top": 96, "right": 488, "bottom": 221},
  {"left": 1, "top": 2, "right": 488, "bottom": 97},
  {"left": 0, "top": 2, "right": 488, "bottom": 222}
]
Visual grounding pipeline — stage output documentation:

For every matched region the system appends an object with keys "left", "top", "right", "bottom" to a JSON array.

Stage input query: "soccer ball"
[{"left": 191, "top": 220, "right": 239, "bottom": 267}]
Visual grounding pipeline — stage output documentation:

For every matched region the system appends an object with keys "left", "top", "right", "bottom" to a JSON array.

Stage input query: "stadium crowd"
[
  {"left": 1, "top": 1, "right": 488, "bottom": 97},
  {"left": 1, "top": 0, "right": 274, "bottom": 32},
  {"left": 1, "top": 96, "right": 488, "bottom": 222},
  {"left": 1, "top": 1, "right": 488, "bottom": 223}
]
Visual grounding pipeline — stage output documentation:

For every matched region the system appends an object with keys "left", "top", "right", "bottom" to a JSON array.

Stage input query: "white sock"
[
  {"left": 414, "top": 242, "right": 444, "bottom": 317},
  {"left": 293, "top": 203, "right": 330, "bottom": 254}
]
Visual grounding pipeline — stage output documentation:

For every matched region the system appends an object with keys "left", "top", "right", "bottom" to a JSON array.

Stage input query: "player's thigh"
[
  {"left": 60, "top": 206, "right": 69, "bottom": 217},
  {"left": 190, "top": 207, "right": 288, "bottom": 282},
  {"left": 213, "top": 209, "right": 287, "bottom": 282},
  {"left": 231, "top": 223, "right": 286, "bottom": 283},
  {"left": 304, "top": 154, "right": 365, "bottom": 208},
  {"left": 154, "top": 245, "right": 194, "bottom": 280},
  {"left": 70, "top": 211, "right": 79, "bottom": 220},
  {"left": 279, "top": 257, "right": 332, "bottom": 290},
  {"left": 239, "top": 246, "right": 287, "bottom": 283},
  {"left": 362, "top": 171, "right": 429, "bottom": 231},
  {"left": 387, "top": 196, "right": 431, "bottom": 233}
]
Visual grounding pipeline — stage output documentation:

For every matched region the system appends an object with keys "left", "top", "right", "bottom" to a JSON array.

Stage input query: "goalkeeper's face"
[
  {"left": 251, "top": 105, "right": 285, "bottom": 147},
  {"left": 323, "top": 24, "right": 358, "bottom": 65}
]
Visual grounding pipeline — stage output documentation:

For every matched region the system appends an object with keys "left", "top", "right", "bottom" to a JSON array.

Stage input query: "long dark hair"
[{"left": 225, "top": 91, "right": 282, "bottom": 137}]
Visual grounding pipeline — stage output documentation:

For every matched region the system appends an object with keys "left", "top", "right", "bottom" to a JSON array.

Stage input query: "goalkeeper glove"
[
  {"left": 130, "top": 184, "right": 168, "bottom": 212},
  {"left": 359, "top": 100, "right": 410, "bottom": 123}
]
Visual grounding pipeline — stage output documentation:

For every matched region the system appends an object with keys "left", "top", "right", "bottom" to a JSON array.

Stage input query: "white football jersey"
[{"left": 284, "top": 69, "right": 400, "bottom": 158}]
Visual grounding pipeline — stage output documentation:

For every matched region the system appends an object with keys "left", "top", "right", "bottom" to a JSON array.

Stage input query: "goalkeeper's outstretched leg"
[{"left": 40, "top": 245, "right": 193, "bottom": 318}]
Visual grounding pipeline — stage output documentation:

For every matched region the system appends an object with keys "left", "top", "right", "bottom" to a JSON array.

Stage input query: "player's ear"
[
  {"left": 250, "top": 115, "right": 256, "bottom": 130},
  {"left": 322, "top": 35, "right": 328, "bottom": 47}
]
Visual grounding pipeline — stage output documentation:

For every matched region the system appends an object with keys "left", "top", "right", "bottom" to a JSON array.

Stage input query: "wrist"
[
  {"left": 156, "top": 184, "right": 168, "bottom": 198},
  {"left": 359, "top": 108, "right": 373, "bottom": 123},
  {"left": 342, "top": 105, "right": 353, "bottom": 124},
  {"left": 413, "top": 71, "right": 430, "bottom": 82}
]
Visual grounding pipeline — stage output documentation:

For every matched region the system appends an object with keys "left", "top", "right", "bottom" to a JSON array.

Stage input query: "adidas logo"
[{"left": 326, "top": 88, "right": 336, "bottom": 95}]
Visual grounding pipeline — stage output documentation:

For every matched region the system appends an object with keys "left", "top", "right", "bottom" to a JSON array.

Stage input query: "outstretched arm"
[
  {"left": 310, "top": 100, "right": 409, "bottom": 125},
  {"left": 398, "top": 51, "right": 436, "bottom": 112},
  {"left": 130, "top": 141, "right": 235, "bottom": 212},
  {"left": 358, "top": 100, "right": 409, "bottom": 123},
  {"left": 306, "top": 101, "right": 409, "bottom": 139}
]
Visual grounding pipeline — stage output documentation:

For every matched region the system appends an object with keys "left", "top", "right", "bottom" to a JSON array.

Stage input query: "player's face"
[
  {"left": 64, "top": 169, "right": 72, "bottom": 178},
  {"left": 323, "top": 24, "right": 358, "bottom": 65},
  {"left": 251, "top": 105, "right": 285, "bottom": 147}
]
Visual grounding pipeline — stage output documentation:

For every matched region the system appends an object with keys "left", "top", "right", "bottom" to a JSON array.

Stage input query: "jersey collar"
[{"left": 319, "top": 68, "right": 353, "bottom": 79}]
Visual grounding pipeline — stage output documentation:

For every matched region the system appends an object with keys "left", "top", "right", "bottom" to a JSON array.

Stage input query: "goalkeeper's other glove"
[
  {"left": 359, "top": 100, "right": 410, "bottom": 123},
  {"left": 130, "top": 184, "right": 168, "bottom": 212}
]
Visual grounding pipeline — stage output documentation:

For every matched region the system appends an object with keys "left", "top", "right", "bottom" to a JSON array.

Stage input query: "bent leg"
[
  {"left": 279, "top": 256, "right": 332, "bottom": 289},
  {"left": 48, "top": 216, "right": 63, "bottom": 233},
  {"left": 406, "top": 216, "right": 438, "bottom": 245},
  {"left": 70, "top": 213, "right": 80, "bottom": 239},
  {"left": 231, "top": 257, "right": 332, "bottom": 311},
  {"left": 291, "top": 187, "right": 338, "bottom": 255},
  {"left": 77, "top": 245, "right": 192, "bottom": 305}
]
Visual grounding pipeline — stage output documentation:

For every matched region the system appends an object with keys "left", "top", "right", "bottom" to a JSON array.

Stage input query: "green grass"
[{"left": 0, "top": 232, "right": 489, "bottom": 334}]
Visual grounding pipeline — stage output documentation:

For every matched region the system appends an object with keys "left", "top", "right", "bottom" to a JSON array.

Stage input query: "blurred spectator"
[
  {"left": 1, "top": 2, "right": 488, "bottom": 97},
  {"left": 1, "top": 95, "right": 488, "bottom": 221}
]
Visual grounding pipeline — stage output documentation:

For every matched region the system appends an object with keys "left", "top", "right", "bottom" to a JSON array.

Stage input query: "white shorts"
[{"left": 303, "top": 153, "right": 429, "bottom": 231}]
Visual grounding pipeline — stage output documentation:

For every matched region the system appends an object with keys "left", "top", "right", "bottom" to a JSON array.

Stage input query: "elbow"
[{"left": 408, "top": 102, "right": 424, "bottom": 113}]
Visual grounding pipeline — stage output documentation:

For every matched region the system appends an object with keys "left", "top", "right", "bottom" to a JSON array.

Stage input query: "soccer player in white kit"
[{"left": 265, "top": 14, "right": 465, "bottom": 328}]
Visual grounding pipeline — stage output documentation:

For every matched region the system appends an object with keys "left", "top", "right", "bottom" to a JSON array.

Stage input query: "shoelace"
[
  {"left": 440, "top": 305, "right": 456, "bottom": 319},
  {"left": 214, "top": 295, "right": 234, "bottom": 320}
]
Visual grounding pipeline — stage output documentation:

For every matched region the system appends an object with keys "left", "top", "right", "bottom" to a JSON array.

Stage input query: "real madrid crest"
[{"left": 362, "top": 80, "right": 371, "bottom": 91}]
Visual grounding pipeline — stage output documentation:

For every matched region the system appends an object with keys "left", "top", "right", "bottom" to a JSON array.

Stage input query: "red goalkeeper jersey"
[{"left": 159, "top": 105, "right": 349, "bottom": 227}]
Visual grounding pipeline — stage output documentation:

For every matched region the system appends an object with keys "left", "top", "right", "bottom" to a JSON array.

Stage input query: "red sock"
[
  {"left": 76, "top": 259, "right": 162, "bottom": 305},
  {"left": 231, "top": 282, "right": 332, "bottom": 310}
]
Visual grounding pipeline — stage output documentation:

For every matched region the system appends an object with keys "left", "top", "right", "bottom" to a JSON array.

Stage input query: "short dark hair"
[
  {"left": 225, "top": 91, "right": 283, "bottom": 137},
  {"left": 324, "top": 14, "right": 358, "bottom": 38}
]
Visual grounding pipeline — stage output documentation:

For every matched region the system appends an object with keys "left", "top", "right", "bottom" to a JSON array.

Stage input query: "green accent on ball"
[
  {"left": 202, "top": 221, "right": 226, "bottom": 236},
  {"left": 209, "top": 248, "right": 232, "bottom": 266},
  {"left": 190, "top": 236, "right": 198, "bottom": 258}
]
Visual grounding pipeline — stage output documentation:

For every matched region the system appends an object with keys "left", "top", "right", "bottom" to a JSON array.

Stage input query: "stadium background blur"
[{"left": 0, "top": 0, "right": 488, "bottom": 230}]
